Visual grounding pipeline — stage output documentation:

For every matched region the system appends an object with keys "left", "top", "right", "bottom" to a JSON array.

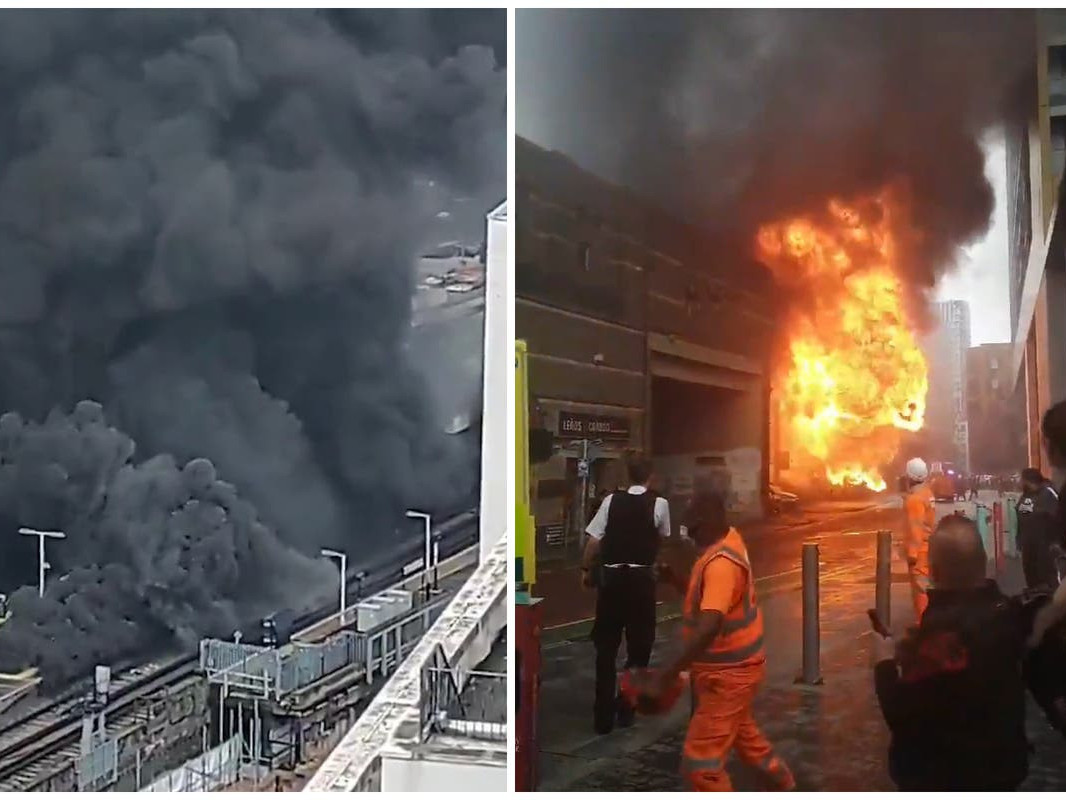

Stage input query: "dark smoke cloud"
[
  {"left": 327, "top": 9, "right": 506, "bottom": 67},
  {"left": 0, "top": 10, "right": 502, "bottom": 684},
  {"left": 517, "top": 9, "right": 1032, "bottom": 307},
  {"left": 0, "top": 402, "right": 333, "bottom": 684},
  {"left": 107, "top": 327, "right": 350, "bottom": 553}
]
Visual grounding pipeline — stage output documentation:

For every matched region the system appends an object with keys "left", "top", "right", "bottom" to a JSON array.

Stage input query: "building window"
[
  {"left": 991, "top": 378, "right": 999, "bottom": 391},
  {"left": 1051, "top": 44, "right": 1066, "bottom": 79},
  {"left": 1052, "top": 117, "right": 1066, "bottom": 179},
  {"left": 990, "top": 357, "right": 998, "bottom": 370}
]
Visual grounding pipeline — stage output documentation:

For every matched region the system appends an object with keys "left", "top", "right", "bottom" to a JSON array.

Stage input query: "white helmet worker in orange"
[{"left": 903, "top": 457, "right": 936, "bottom": 621}]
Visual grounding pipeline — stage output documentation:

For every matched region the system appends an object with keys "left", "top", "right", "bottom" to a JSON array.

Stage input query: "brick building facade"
[{"left": 516, "top": 137, "right": 778, "bottom": 555}]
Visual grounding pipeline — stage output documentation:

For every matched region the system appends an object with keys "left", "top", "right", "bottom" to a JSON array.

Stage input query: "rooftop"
[{"left": 302, "top": 534, "right": 507, "bottom": 792}]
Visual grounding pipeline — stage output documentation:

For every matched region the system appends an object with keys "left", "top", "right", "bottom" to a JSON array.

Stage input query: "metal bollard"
[
  {"left": 799, "top": 542, "right": 823, "bottom": 685},
  {"left": 976, "top": 503, "right": 992, "bottom": 559},
  {"left": 875, "top": 530, "right": 892, "bottom": 631},
  {"left": 993, "top": 501, "right": 1003, "bottom": 575},
  {"left": 1007, "top": 497, "right": 1019, "bottom": 557}
]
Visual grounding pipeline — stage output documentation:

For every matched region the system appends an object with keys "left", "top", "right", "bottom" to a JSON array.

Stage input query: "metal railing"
[
  {"left": 200, "top": 641, "right": 275, "bottom": 697},
  {"left": 421, "top": 646, "right": 507, "bottom": 743},
  {"left": 421, "top": 645, "right": 461, "bottom": 737},
  {"left": 302, "top": 533, "right": 508, "bottom": 792},
  {"left": 277, "top": 632, "right": 364, "bottom": 695},
  {"left": 364, "top": 598, "right": 447, "bottom": 681},
  {"left": 201, "top": 594, "right": 451, "bottom": 701}
]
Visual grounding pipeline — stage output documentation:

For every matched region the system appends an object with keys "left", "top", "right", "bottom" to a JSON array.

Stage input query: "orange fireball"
[{"left": 757, "top": 193, "right": 927, "bottom": 492}]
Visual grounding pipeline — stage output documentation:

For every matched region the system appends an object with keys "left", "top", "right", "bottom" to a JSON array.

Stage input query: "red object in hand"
[{"left": 620, "top": 668, "right": 685, "bottom": 715}]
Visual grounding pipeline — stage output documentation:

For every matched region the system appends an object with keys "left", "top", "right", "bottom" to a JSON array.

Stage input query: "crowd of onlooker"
[{"left": 873, "top": 400, "right": 1066, "bottom": 791}]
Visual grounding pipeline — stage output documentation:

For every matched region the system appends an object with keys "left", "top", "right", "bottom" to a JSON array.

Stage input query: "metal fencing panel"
[
  {"left": 276, "top": 631, "right": 364, "bottom": 695},
  {"left": 201, "top": 639, "right": 278, "bottom": 695},
  {"left": 201, "top": 585, "right": 456, "bottom": 702},
  {"left": 199, "top": 639, "right": 268, "bottom": 672},
  {"left": 77, "top": 738, "right": 118, "bottom": 791},
  {"left": 140, "top": 735, "right": 240, "bottom": 792}
]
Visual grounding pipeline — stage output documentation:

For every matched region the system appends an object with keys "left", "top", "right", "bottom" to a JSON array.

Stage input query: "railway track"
[
  {"left": 0, "top": 657, "right": 200, "bottom": 789},
  {"left": 0, "top": 511, "right": 478, "bottom": 788}
]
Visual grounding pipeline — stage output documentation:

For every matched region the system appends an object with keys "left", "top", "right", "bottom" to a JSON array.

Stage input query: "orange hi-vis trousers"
[
  {"left": 904, "top": 485, "right": 935, "bottom": 622},
  {"left": 908, "top": 562, "right": 930, "bottom": 620},
  {"left": 682, "top": 662, "right": 795, "bottom": 791}
]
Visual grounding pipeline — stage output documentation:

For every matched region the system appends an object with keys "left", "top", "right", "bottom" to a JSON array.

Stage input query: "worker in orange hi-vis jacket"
[
  {"left": 903, "top": 457, "right": 936, "bottom": 622},
  {"left": 638, "top": 492, "right": 795, "bottom": 792}
]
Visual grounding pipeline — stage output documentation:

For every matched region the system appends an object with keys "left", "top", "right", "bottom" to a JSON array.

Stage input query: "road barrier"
[
  {"left": 1005, "top": 496, "right": 1020, "bottom": 557},
  {"left": 973, "top": 498, "right": 1020, "bottom": 571},
  {"left": 975, "top": 504, "right": 993, "bottom": 563},
  {"left": 993, "top": 501, "right": 1005, "bottom": 574},
  {"left": 875, "top": 530, "right": 892, "bottom": 631},
  {"left": 798, "top": 542, "right": 823, "bottom": 685}
]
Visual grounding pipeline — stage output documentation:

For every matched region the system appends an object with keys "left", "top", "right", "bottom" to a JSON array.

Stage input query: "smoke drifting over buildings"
[
  {"left": 517, "top": 9, "right": 1031, "bottom": 312},
  {"left": 0, "top": 10, "right": 504, "bottom": 684}
]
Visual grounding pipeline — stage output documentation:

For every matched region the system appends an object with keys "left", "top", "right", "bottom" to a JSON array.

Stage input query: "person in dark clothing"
[
  {"left": 874, "top": 514, "right": 1031, "bottom": 790},
  {"left": 581, "top": 453, "right": 671, "bottom": 734},
  {"left": 1042, "top": 400, "right": 1066, "bottom": 545},
  {"left": 1018, "top": 467, "right": 1061, "bottom": 590},
  {"left": 1023, "top": 579, "right": 1066, "bottom": 738}
]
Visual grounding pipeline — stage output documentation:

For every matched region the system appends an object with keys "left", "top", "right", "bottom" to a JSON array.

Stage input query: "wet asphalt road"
[
  {"left": 536, "top": 491, "right": 1066, "bottom": 792},
  {"left": 744, "top": 500, "right": 900, "bottom": 594},
  {"left": 536, "top": 498, "right": 906, "bottom": 633}
]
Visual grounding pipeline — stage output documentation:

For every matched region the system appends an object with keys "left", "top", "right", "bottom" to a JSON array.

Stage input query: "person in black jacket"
[
  {"left": 1023, "top": 577, "right": 1066, "bottom": 740},
  {"left": 874, "top": 514, "right": 1030, "bottom": 790},
  {"left": 1018, "top": 467, "right": 1061, "bottom": 590},
  {"left": 581, "top": 453, "right": 672, "bottom": 734},
  {"left": 1042, "top": 400, "right": 1066, "bottom": 547}
]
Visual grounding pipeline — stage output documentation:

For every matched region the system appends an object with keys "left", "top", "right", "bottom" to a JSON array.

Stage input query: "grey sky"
[{"left": 934, "top": 139, "right": 1010, "bottom": 346}]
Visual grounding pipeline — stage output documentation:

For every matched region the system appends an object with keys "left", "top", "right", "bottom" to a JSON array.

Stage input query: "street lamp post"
[
  {"left": 19, "top": 528, "right": 65, "bottom": 598},
  {"left": 321, "top": 549, "right": 348, "bottom": 617},
  {"left": 432, "top": 533, "right": 440, "bottom": 591},
  {"left": 406, "top": 510, "right": 433, "bottom": 599}
]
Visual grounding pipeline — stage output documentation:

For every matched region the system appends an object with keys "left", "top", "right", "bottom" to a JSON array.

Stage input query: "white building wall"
[
  {"left": 381, "top": 756, "right": 504, "bottom": 792},
  {"left": 480, "top": 202, "right": 508, "bottom": 562}
]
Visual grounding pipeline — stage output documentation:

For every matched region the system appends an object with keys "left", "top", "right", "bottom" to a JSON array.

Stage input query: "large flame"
[{"left": 757, "top": 192, "right": 927, "bottom": 492}]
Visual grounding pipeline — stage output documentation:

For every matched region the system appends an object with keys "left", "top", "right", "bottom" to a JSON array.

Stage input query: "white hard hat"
[{"left": 905, "top": 457, "right": 929, "bottom": 483}]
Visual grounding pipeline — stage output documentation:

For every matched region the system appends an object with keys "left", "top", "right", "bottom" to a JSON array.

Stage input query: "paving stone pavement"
[{"left": 538, "top": 554, "right": 1066, "bottom": 791}]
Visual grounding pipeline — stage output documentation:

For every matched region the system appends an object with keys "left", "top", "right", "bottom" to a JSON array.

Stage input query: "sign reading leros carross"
[
  {"left": 516, "top": 340, "right": 535, "bottom": 588},
  {"left": 557, "top": 411, "right": 630, "bottom": 441}
]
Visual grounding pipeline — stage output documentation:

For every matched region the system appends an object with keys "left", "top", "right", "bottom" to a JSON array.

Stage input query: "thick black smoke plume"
[
  {"left": 0, "top": 10, "right": 503, "bottom": 685},
  {"left": 517, "top": 9, "right": 1032, "bottom": 308}
]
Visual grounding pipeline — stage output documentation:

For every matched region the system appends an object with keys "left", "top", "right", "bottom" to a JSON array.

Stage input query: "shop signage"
[
  {"left": 541, "top": 524, "right": 566, "bottom": 548},
  {"left": 557, "top": 412, "right": 630, "bottom": 441}
]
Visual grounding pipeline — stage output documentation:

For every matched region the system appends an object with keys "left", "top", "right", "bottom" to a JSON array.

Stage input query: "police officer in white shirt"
[{"left": 581, "top": 453, "right": 671, "bottom": 734}]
